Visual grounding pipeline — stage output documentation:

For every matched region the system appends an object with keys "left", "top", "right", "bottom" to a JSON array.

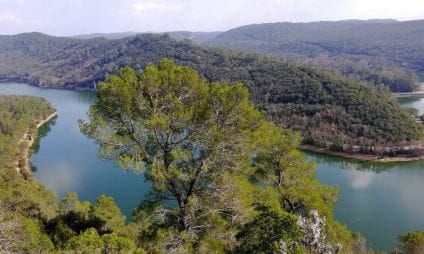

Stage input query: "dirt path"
[{"left": 16, "top": 112, "right": 57, "bottom": 175}]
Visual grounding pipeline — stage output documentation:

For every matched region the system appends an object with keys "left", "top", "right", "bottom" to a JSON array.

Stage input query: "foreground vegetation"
[
  {"left": 207, "top": 19, "right": 424, "bottom": 92},
  {"left": 0, "top": 33, "right": 422, "bottom": 156}
]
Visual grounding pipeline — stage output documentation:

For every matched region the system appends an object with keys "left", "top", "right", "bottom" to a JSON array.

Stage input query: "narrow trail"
[{"left": 16, "top": 112, "right": 57, "bottom": 175}]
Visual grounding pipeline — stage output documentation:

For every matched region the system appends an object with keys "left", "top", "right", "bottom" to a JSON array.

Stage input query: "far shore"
[
  {"left": 16, "top": 111, "right": 58, "bottom": 175},
  {"left": 300, "top": 144, "right": 424, "bottom": 163},
  {"left": 0, "top": 78, "right": 97, "bottom": 91},
  {"left": 392, "top": 82, "right": 424, "bottom": 97}
]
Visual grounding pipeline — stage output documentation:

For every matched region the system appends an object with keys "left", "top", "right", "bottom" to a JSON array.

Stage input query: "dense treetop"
[
  {"left": 397, "top": 231, "right": 424, "bottom": 254},
  {"left": 80, "top": 60, "right": 363, "bottom": 253}
]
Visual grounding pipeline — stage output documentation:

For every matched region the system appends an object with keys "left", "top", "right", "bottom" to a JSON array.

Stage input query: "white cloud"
[
  {"left": 342, "top": 0, "right": 424, "bottom": 21},
  {"left": 120, "top": 0, "right": 373, "bottom": 32},
  {"left": 2, "top": 0, "right": 424, "bottom": 35},
  {"left": 131, "top": 1, "right": 183, "bottom": 13},
  {"left": 0, "top": 0, "right": 29, "bottom": 4},
  {"left": 36, "top": 162, "right": 81, "bottom": 196},
  {"left": 0, "top": 11, "right": 22, "bottom": 23},
  {"left": 345, "top": 171, "right": 377, "bottom": 190}
]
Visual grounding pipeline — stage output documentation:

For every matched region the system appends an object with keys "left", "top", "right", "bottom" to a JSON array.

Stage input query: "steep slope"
[
  {"left": 207, "top": 19, "right": 424, "bottom": 92},
  {"left": 0, "top": 32, "right": 422, "bottom": 155}
]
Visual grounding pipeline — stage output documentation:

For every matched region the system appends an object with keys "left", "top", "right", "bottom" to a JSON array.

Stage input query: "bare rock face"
[{"left": 297, "top": 210, "right": 342, "bottom": 254}]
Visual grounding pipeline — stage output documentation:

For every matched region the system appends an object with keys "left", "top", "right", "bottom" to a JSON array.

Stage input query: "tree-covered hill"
[
  {"left": 0, "top": 32, "right": 422, "bottom": 154},
  {"left": 207, "top": 19, "right": 424, "bottom": 92},
  {"left": 0, "top": 95, "right": 55, "bottom": 172}
]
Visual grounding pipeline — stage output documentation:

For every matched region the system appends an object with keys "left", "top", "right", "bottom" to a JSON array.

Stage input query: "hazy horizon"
[
  {"left": 1, "top": 0, "right": 424, "bottom": 36},
  {"left": 3, "top": 18, "right": 424, "bottom": 37}
]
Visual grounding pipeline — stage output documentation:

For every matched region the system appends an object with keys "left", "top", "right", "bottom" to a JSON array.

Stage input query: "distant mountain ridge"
[
  {"left": 205, "top": 19, "right": 424, "bottom": 92},
  {"left": 8, "top": 19, "right": 424, "bottom": 93},
  {"left": 72, "top": 32, "right": 139, "bottom": 40},
  {"left": 73, "top": 31, "right": 222, "bottom": 43},
  {"left": 210, "top": 20, "right": 423, "bottom": 54}
]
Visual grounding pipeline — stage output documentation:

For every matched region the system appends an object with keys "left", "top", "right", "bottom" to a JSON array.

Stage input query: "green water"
[
  {"left": 1, "top": 82, "right": 424, "bottom": 251},
  {"left": 310, "top": 152, "right": 424, "bottom": 251},
  {"left": 398, "top": 96, "right": 424, "bottom": 114}
]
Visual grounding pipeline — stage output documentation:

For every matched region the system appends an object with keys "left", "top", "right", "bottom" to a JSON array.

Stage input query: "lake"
[{"left": 1, "top": 82, "right": 424, "bottom": 251}]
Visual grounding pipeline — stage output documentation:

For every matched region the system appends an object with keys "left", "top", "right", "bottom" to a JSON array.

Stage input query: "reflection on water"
[
  {"left": 36, "top": 161, "right": 83, "bottom": 195},
  {"left": 30, "top": 117, "right": 57, "bottom": 157},
  {"left": 397, "top": 96, "right": 421, "bottom": 105},
  {"left": 77, "top": 91, "right": 98, "bottom": 104},
  {"left": 343, "top": 170, "right": 376, "bottom": 190},
  {"left": 398, "top": 96, "right": 424, "bottom": 114},
  {"left": 307, "top": 151, "right": 424, "bottom": 251},
  {"left": 309, "top": 152, "right": 396, "bottom": 173}
]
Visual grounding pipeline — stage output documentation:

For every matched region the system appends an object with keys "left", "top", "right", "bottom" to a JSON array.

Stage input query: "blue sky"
[{"left": 0, "top": 0, "right": 424, "bottom": 35}]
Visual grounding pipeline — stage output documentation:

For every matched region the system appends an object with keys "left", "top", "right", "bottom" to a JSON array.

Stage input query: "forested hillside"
[
  {"left": 207, "top": 19, "right": 424, "bottom": 92},
  {"left": 0, "top": 96, "right": 55, "bottom": 172},
  {"left": 0, "top": 32, "right": 422, "bottom": 155}
]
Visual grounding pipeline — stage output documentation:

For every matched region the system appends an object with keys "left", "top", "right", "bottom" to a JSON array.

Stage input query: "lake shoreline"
[
  {"left": 392, "top": 83, "right": 424, "bottom": 97},
  {"left": 17, "top": 111, "right": 58, "bottom": 176},
  {"left": 300, "top": 144, "right": 424, "bottom": 163},
  {"left": 5, "top": 81, "right": 424, "bottom": 164},
  {"left": 0, "top": 78, "right": 96, "bottom": 91}
]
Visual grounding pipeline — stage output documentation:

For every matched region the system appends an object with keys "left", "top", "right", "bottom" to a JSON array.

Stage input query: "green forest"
[
  {"left": 0, "top": 33, "right": 422, "bottom": 156},
  {"left": 1, "top": 61, "right": 424, "bottom": 253},
  {"left": 207, "top": 19, "right": 424, "bottom": 92}
]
